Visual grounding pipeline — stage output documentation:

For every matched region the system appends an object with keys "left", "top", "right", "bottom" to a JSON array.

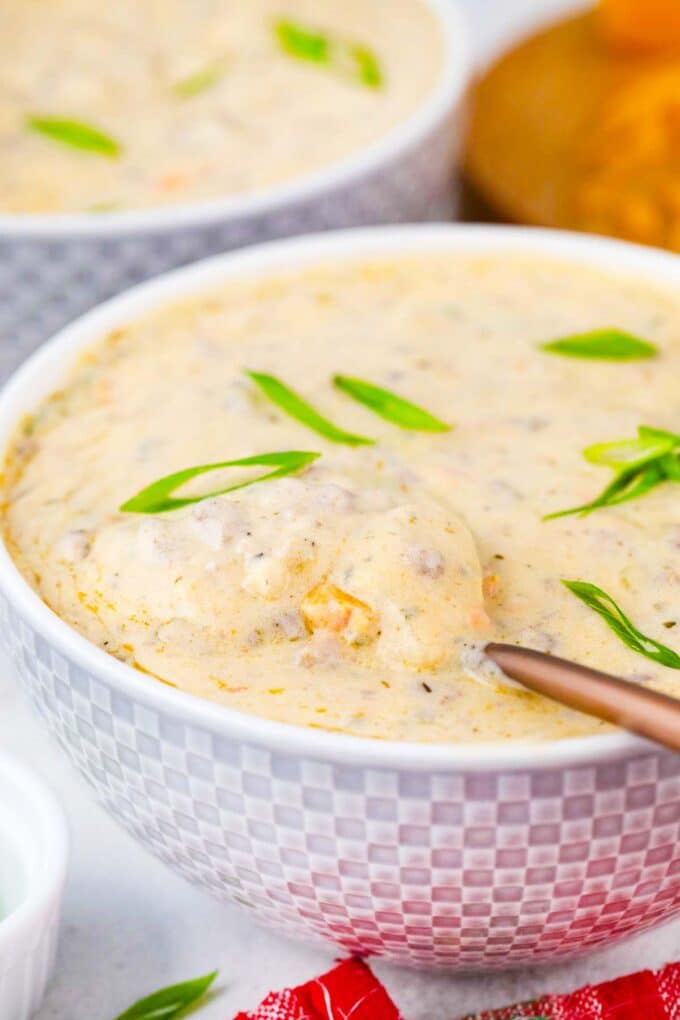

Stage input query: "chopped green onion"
[
  {"left": 114, "top": 971, "right": 218, "bottom": 1019},
  {"left": 275, "top": 19, "right": 330, "bottom": 63},
  {"left": 333, "top": 375, "right": 450, "bottom": 432},
  {"left": 539, "top": 328, "right": 657, "bottom": 361},
  {"left": 348, "top": 44, "right": 383, "bottom": 88},
  {"left": 120, "top": 451, "right": 320, "bottom": 514},
  {"left": 545, "top": 425, "right": 680, "bottom": 519},
  {"left": 660, "top": 452, "right": 680, "bottom": 481},
  {"left": 173, "top": 59, "right": 228, "bottom": 98},
  {"left": 26, "top": 116, "right": 121, "bottom": 157},
  {"left": 563, "top": 581, "right": 680, "bottom": 670},
  {"left": 546, "top": 461, "right": 667, "bottom": 520},
  {"left": 247, "top": 371, "right": 373, "bottom": 446},
  {"left": 583, "top": 426, "right": 679, "bottom": 470},
  {"left": 273, "top": 19, "right": 383, "bottom": 89}
]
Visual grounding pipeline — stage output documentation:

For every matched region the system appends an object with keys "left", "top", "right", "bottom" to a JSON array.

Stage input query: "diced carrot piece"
[
  {"left": 156, "top": 172, "right": 188, "bottom": 192},
  {"left": 301, "top": 582, "right": 379, "bottom": 646},
  {"left": 469, "top": 605, "right": 491, "bottom": 631},
  {"left": 482, "top": 572, "right": 502, "bottom": 601}
]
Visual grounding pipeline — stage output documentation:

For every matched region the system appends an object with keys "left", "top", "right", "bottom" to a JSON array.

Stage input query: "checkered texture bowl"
[
  {"left": 0, "top": 0, "right": 469, "bottom": 380},
  {"left": 1, "top": 226, "right": 679, "bottom": 970}
]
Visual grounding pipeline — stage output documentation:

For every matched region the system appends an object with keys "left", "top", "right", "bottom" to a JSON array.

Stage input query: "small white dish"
[{"left": 0, "top": 751, "right": 68, "bottom": 1020}]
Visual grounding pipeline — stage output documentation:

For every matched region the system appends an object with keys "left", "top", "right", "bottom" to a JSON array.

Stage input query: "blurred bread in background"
[
  {"left": 464, "top": 1, "right": 680, "bottom": 252},
  {"left": 599, "top": 0, "right": 680, "bottom": 53}
]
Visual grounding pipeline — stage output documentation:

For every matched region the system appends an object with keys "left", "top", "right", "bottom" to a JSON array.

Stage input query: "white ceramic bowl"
[
  {"left": 0, "top": 752, "right": 68, "bottom": 1019},
  {"left": 0, "top": 225, "right": 679, "bottom": 970},
  {"left": 0, "top": 0, "right": 470, "bottom": 378}
]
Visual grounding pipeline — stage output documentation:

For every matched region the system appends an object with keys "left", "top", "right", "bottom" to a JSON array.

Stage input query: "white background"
[{"left": 2, "top": 2, "right": 678, "bottom": 1017}]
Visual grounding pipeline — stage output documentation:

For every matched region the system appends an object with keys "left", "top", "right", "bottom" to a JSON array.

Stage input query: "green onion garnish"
[
  {"left": 247, "top": 371, "right": 373, "bottom": 446},
  {"left": 333, "top": 375, "right": 450, "bottom": 432},
  {"left": 120, "top": 451, "right": 320, "bottom": 514},
  {"left": 26, "top": 116, "right": 121, "bottom": 157},
  {"left": 273, "top": 19, "right": 383, "bottom": 89},
  {"left": 275, "top": 19, "right": 330, "bottom": 63},
  {"left": 114, "top": 971, "right": 218, "bottom": 1020},
  {"left": 539, "top": 328, "right": 657, "bottom": 361},
  {"left": 173, "top": 59, "right": 228, "bottom": 98},
  {"left": 545, "top": 425, "right": 680, "bottom": 519},
  {"left": 349, "top": 44, "right": 383, "bottom": 88},
  {"left": 563, "top": 581, "right": 680, "bottom": 670},
  {"left": 583, "top": 426, "right": 680, "bottom": 470}
]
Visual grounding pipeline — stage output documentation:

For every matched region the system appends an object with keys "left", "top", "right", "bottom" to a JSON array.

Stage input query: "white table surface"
[{"left": 2, "top": 2, "right": 678, "bottom": 1017}]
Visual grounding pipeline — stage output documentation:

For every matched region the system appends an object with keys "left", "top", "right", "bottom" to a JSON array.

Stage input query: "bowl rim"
[
  {"left": 0, "top": 0, "right": 469, "bottom": 239},
  {"left": 0, "top": 223, "right": 677, "bottom": 771},
  {"left": 0, "top": 750, "right": 68, "bottom": 958}
]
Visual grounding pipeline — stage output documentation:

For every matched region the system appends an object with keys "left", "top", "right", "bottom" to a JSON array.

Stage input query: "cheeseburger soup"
[
  {"left": 4, "top": 254, "right": 680, "bottom": 743},
  {"left": 0, "top": 0, "right": 442, "bottom": 213}
]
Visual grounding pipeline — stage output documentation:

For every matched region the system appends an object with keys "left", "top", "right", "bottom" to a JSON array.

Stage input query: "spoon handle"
[{"left": 485, "top": 642, "right": 680, "bottom": 753}]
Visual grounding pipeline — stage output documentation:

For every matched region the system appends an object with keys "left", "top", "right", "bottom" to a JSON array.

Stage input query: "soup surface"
[
  {"left": 4, "top": 253, "right": 680, "bottom": 742},
  {"left": 0, "top": 0, "right": 442, "bottom": 213}
]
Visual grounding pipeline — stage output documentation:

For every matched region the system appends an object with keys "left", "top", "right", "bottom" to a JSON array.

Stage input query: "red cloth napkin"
[{"left": 234, "top": 957, "right": 680, "bottom": 1020}]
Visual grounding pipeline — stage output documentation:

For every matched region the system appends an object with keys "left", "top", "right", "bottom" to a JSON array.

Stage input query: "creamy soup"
[
  {"left": 0, "top": 0, "right": 442, "bottom": 213},
  {"left": 4, "top": 253, "right": 680, "bottom": 742}
]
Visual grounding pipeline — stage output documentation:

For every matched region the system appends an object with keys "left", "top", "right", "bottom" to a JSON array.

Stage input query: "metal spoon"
[{"left": 485, "top": 643, "right": 680, "bottom": 753}]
